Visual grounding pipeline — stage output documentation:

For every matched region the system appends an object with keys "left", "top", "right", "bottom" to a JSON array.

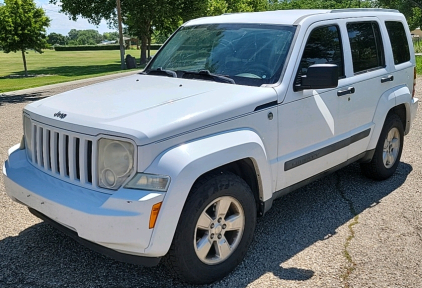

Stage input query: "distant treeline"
[
  {"left": 47, "top": 30, "right": 120, "bottom": 46},
  {"left": 54, "top": 43, "right": 163, "bottom": 51},
  {"left": 47, "top": 29, "right": 167, "bottom": 47}
]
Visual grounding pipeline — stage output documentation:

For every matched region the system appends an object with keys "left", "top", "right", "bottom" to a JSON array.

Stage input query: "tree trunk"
[
  {"left": 148, "top": 35, "right": 151, "bottom": 60},
  {"left": 21, "top": 50, "right": 28, "bottom": 77},
  {"left": 140, "top": 34, "right": 148, "bottom": 65},
  {"left": 117, "top": 0, "right": 125, "bottom": 70}
]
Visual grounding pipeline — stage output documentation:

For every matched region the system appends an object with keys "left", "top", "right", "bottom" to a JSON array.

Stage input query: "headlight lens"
[
  {"left": 125, "top": 173, "right": 170, "bottom": 192},
  {"left": 98, "top": 138, "right": 135, "bottom": 190},
  {"left": 23, "top": 115, "right": 33, "bottom": 160}
]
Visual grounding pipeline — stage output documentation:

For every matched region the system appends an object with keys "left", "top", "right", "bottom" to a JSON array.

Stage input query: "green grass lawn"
[
  {"left": 416, "top": 55, "right": 422, "bottom": 75},
  {"left": 0, "top": 49, "right": 153, "bottom": 93}
]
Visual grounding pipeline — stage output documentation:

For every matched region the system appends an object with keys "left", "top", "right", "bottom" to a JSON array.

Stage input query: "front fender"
[{"left": 143, "top": 129, "right": 273, "bottom": 256}]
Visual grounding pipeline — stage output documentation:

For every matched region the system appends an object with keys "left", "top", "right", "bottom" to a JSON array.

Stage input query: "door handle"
[
  {"left": 337, "top": 87, "right": 355, "bottom": 97},
  {"left": 381, "top": 75, "right": 394, "bottom": 83}
]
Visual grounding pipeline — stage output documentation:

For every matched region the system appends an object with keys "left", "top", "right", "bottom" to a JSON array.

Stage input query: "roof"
[{"left": 184, "top": 9, "right": 401, "bottom": 27}]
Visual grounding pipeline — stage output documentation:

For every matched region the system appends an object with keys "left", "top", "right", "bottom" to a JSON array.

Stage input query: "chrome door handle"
[
  {"left": 337, "top": 87, "right": 355, "bottom": 97},
  {"left": 381, "top": 75, "right": 394, "bottom": 83}
]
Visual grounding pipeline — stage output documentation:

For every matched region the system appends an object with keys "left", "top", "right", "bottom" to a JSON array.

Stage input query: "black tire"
[
  {"left": 166, "top": 171, "right": 257, "bottom": 285},
  {"left": 360, "top": 113, "right": 404, "bottom": 180}
]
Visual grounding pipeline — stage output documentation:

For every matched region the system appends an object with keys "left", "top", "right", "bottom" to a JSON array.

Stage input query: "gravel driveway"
[{"left": 0, "top": 73, "right": 421, "bottom": 288}]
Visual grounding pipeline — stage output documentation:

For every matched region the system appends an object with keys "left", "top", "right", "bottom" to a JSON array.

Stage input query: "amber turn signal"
[{"left": 149, "top": 202, "right": 162, "bottom": 229}]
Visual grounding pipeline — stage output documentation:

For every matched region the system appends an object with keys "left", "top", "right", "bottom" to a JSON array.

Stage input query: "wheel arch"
[
  {"left": 388, "top": 103, "right": 407, "bottom": 133},
  {"left": 368, "top": 85, "right": 412, "bottom": 150},
  {"left": 194, "top": 158, "right": 263, "bottom": 215},
  {"left": 143, "top": 129, "right": 273, "bottom": 256}
]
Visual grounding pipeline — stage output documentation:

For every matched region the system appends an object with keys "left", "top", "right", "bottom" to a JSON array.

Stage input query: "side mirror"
[{"left": 296, "top": 64, "right": 338, "bottom": 91}]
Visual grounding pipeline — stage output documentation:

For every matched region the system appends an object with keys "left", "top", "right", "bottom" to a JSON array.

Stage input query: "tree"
[
  {"left": 103, "top": 31, "right": 119, "bottom": 41},
  {"left": 123, "top": 0, "right": 186, "bottom": 64},
  {"left": 51, "top": 0, "right": 207, "bottom": 64},
  {"left": 66, "top": 29, "right": 104, "bottom": 45},
  {"left": 151, "top": 31, "right": 170, "bottom": 44},
  {"left": 79, "top": 29, "right": 103, "bottom": 44},
  {"left": 374, "top": 0, "right": 422, "bottom": 29},
  {"left": 0, "top": 0, "right": 50, "bottom": 76},
  {"left": 124, "top": 0, "right": 268, "bottom": 63},
  {"left": 51, "top": 0, "right": 266, "bottom": 65},
  {"left": 47, "top": 32, "right": 68, "bottom": 46},
  {"left": 268, "top": 0, "right": 373, "bottom": 10}
]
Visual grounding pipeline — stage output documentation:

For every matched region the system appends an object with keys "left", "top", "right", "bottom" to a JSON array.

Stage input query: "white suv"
[{"left": 3, "top": 9, "right": 419, "bottom": 284}]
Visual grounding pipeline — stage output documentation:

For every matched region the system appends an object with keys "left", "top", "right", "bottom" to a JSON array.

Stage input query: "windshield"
[{"left": 147, "top": 24, "right": 296, "bottom": 87}]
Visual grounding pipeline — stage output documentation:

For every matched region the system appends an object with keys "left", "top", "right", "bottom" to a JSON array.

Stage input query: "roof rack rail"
[{"left": 330, "top": 8, "right": 399, "bottom": 13}]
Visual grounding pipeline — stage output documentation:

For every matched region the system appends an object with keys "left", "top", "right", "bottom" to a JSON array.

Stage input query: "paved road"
[{"left": 0, "top": 74, "right": 421, "bottom": 288}]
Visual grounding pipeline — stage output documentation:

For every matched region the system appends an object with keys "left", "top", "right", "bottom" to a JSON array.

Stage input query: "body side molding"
[{"left": 284, "top": 129, "right": 371, "bottom": 171}]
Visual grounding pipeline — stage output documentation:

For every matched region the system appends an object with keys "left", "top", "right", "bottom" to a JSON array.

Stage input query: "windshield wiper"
[
  {"left": 146, "top": 67, "right": 177, "bottom": 78},
  {"left": 180, "top": 70, "right": 235, "bottom": 84}
]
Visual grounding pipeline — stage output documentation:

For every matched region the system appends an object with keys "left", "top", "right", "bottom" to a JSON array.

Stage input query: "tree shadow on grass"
[
  {"left": 4, "top": 63, "right": 125, "bottom": 78},
  {"left": 0, "top": 162, "right": 413, "bottom": 287}
]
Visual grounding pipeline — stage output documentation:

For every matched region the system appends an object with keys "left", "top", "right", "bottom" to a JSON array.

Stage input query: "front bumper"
[
  {"left": 29, "top": 208, "right": 160, "bottom": 266},
  {"left": 3, "top": 145, "right": 166, "bottom": 265}
]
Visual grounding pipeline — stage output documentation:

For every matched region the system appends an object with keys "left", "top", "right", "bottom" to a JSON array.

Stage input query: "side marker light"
[{"left": 149, "top": 202, "right": 162, "bottom": 229}]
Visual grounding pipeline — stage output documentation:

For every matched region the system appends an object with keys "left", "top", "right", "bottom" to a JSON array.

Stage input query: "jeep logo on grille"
[{"left": 54, "top": 111, "right": 67, "bottom": 119}]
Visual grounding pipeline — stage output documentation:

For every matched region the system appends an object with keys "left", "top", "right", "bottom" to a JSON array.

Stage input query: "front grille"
[{"left": 28, "top": 120, "right": 97, "bottom": 188}]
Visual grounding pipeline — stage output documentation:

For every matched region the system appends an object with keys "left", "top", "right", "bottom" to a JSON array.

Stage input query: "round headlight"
[
  {"left": 103, "top": 141, "right": 132, "bottom": 177},
  {"left": 98, "top": 138, "right": 135, "bottom": 190}
]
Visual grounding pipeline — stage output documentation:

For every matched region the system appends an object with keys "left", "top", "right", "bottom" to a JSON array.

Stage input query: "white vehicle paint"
[{"left": 3, "top": 9, "right": 419, "bottom": 284}]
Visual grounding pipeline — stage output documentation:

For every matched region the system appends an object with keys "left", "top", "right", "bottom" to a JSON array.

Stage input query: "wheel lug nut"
[
  {"left": 210, "top": 223, "right": 214, "bottom": 229},
  {"left": 222, "top": 224, "right": 226, "bottom": 229},
  {"left": 218, "top": 234, "right": 222, "bottom": 239},
  {"left": 210, "top": 233, "right": 214, "bottom": 239},
  {"left": 218, "top": 218, "right": 222, "bottom": 223}
]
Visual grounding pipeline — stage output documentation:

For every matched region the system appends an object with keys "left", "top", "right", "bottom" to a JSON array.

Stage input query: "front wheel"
[
  {"left": 166, "top": 172, "right": 257, "bottom": 284},
  {"left": 360, "top": 114, "right": 404, "bottom": 180}
]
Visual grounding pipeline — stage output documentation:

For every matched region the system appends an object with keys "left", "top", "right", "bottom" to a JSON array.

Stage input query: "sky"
[{"left": 0, "top": 0, "right": 117, "bottom": 36}]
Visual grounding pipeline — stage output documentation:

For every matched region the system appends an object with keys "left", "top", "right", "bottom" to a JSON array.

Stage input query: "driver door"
[{"left": 276, "top": 22, "right": 350, "bottom": 191}]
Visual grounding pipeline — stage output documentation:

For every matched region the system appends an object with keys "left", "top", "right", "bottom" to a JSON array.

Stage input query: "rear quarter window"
[{"left": 385, "top": 21, "right": 411, "bottom": 65}]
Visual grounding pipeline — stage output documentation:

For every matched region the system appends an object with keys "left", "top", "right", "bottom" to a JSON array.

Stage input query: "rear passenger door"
[{"left": 339, "top": 19, "right": 391, "bottom": 159}]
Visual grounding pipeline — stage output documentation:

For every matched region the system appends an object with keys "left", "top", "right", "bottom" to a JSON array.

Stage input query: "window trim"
[
  {"left": 385, "top": 20, "right": 411, "bottom": 66},
  {"left": 346, "top": 21, "right": 386, "bottom": 75},
  {"left": 293, "top": 24, "right": 345, "bottom": 92}
]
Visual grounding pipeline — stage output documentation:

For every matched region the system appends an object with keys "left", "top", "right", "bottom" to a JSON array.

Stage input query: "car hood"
[{"left": 25, "top": 74, "right": 277, "bottom": 145}]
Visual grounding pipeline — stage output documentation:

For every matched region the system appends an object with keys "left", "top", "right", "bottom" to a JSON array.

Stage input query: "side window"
[
  {"left": 296, "top": 25, "right": 344, "bottom": 83},
  {"left": 385, "top": 21, "right": 410, "bottom": 65},
  {"left": 347, "top": 21, "right": 385, "bottom": 73}
]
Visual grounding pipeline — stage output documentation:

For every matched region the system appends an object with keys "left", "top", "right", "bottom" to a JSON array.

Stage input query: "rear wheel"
[
  {"left": 360, "top": 114, "right": 404, "bottom": 180},
  {"left": 166, "top": 171, "right": 256, "bottom": 284}
]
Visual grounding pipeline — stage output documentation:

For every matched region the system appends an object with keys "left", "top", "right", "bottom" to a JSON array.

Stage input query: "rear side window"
[
  {"left": 385, "top": 21, "right": 410, "bottom": 65},
  {"left": 295, "top": 25, "right": 344, "bottom": 88},
  {"left": 347, "top": 22, "right": 385, "bottom": 73}
]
